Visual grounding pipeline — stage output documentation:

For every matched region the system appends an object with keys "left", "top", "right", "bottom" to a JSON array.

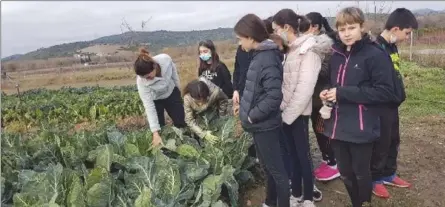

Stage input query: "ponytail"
[
  {"left": 296, "top": 15, "right": 311, "bottom": 34},
  {"left": 322, "top": 17, "right": 334, "bottom": 33},
  {"left": 134, "top": 47, "right": 161, "bottom": 77},
  {"left": 306, "top": 12, "right": 335, "bottom": 35},
  {"left": 138, "top": 48, "right": 152, "bottom": 62}
]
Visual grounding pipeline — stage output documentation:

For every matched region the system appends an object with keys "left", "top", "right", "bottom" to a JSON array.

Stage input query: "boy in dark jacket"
[
  {"left": 320, "top": 7, "right": 398, "bottom": 207},
  {"left": 371, "top": 8, "right": 418, "bottom": 199}
]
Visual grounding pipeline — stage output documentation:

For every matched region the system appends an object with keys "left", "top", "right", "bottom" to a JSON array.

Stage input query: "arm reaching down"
[
  {"left": 183, "top": 96, "right": 207, "bottom": 139},
  {"left": 137, "top": 80, "right": 161, "bottom": 133}
]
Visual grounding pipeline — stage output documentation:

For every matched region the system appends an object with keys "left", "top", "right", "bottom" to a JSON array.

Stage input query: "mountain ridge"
[
  {"left": 3, "top": 8, "right": 445, "bottom": 62},
  {"left": 2, "top": 28, "right": 236, "bottom": 62}
]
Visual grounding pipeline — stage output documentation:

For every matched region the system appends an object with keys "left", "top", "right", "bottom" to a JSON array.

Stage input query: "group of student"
[{"left": 134, "top": 6, "right": 419, "bottom": 207}]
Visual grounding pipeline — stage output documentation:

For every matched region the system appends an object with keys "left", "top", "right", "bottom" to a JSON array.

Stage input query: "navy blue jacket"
[
  {"left": 239, "top": 40, "right": 283, "bottom": 133},
  {"left": 323, "top": 35, "right": 399, "bottom": 143}
]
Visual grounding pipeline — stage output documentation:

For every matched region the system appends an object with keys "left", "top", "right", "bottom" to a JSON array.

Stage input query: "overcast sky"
[{"left": 2, "top": 1, "right": 444, "bottom": 58}]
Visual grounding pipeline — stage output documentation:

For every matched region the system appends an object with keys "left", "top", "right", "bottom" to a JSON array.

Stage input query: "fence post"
[{"left": 409, "top": 30, "right": 413, "bottom": 61}]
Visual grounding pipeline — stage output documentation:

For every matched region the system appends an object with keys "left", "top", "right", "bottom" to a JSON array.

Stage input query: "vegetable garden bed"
[{"left": 1, "top": 87, "right": 258, "bottom": 207}]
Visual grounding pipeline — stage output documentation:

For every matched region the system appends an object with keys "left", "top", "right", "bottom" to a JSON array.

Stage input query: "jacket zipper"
[
  {"left": 330, "top": 48, "right": 351, "bottom": 139},
  {"left": 358, "top": 104, "right": 364, "bottom": 131}
]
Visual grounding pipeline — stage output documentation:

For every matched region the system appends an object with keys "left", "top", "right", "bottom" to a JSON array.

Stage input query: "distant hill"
[
  {"left": 2, "top": 28, "right": 235, "bottom": 61},
  {"left": 2, "top": 54, "right": 24, "bottom": 62},
  {"left": 412, "top": 8, "right": 445, "bottom": 16},
  {"left": 3, "top": 8, "right": 445, "bottom": 62}
]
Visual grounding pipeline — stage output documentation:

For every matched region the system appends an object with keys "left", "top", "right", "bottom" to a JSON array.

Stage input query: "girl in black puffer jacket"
[{"left": 234, "top": 13, "right": 289, "bottom": 207}]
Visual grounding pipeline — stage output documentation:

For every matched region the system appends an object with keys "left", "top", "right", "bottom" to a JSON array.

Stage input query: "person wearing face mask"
[
  {"left": 273, "top": 9, "right": 333, "bottom": 207},
  {"left": 320, "top": 7, "right": 399, "bottom": 207},
  {"left": 370, "top": 8, "right": 418, "bottom": 199},
  {"left": 183, "top": 77, "right": 229, "bottom": 144},
  {"left": 198, "top": 40, "right": 233, "bottom": 99},
  {"left": 135, "top": 48, "right": 186, "bottom": 147}
]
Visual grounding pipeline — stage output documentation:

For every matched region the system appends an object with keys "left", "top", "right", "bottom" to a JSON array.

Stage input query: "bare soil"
[{"left": 240, "top": 115, "right": 445, "bottom": 207}]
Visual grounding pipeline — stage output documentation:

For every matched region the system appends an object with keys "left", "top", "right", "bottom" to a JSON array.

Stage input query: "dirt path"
[{"left": 242, "top": 115, "right": 445, "bottom": 207}]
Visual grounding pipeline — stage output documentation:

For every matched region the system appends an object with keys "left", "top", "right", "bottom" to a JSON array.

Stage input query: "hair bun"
[{"left": 139, "top": 47, "right": 150, "bottom": 56}]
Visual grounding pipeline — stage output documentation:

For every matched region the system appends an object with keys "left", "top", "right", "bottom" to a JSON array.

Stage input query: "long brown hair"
[
  {"left": 198, "top": 40, "right": 221, "bottom": 74},
  {"left": 234, "top": 14, "right": 269, "bottom": 43},
  {"left": 134, "top": 48, "right": 161, "bottom": 77}
]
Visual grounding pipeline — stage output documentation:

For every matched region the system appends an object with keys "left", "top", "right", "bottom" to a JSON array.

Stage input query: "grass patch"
[
  {"left": 400, "top": 53, "right": 445, "bottom": 69},
  {"left": 400, "top": 61, "right": 445, "bottom": 118}
]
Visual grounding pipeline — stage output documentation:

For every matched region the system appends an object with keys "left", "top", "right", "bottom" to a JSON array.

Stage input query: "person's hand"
[
  {"left": 204, "top": 131, "right": 218, "bottom": 144},
  {"left": 233, "top": 91, "right": 240, "bottom": 105},
  {"left": 152, "top": 131, "right": 163, "bottom": 146},
  {"left": 320, "top": 89, "right": 329, "bottom": 101},
  {"left": 326, "top": 88, "right": 337, "bottom": 102},
  {"left": 248, "top": 117, "right": 252, "bottom": 123}
]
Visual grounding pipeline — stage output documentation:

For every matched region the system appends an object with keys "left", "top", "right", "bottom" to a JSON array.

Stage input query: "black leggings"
[
  {"left": 283, "top": 116, "right": 314, "bottom": 201},
  {"left": 154, "top": 87, "right": 186, "bottom": 128},
  {"left": 332, "top": 139, "right": 373, "bottom": 207},
  {"left": 311, "top": 106, "right": 336, "bottom": 165},
  {"left": 254, "top": 127, "right": 290, "bottom": 207}
]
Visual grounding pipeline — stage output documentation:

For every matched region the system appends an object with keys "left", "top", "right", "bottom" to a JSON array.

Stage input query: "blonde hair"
[{"left": 335, "top": 7, "right": 365, "bottom": 28}]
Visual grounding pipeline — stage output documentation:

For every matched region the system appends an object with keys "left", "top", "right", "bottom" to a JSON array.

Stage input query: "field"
[{"left": 1, "top": 41, "right": 445, "bottom": 207}]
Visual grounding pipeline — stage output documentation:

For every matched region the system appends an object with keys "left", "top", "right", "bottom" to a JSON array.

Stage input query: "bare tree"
[{"left": 119, "top": 17, "right": 152, "bottom": 70}]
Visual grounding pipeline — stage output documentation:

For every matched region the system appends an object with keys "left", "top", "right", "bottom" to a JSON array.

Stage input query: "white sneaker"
[
  {"left": 313, "top": 185, "right": 323, "bottom": 202},
  {"left": 290, "top": 195, "right": 303, "bottom": 207},
  {"left": 302, "top": 200, "right": 316, "bottom": 207}
]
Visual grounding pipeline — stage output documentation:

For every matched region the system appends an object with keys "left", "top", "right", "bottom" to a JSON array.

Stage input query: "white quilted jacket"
[{"left": 280, "top": 33, "right": 333, "bottom": 125}]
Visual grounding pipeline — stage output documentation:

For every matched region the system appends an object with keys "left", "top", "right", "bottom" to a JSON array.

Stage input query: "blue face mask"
[{"left": 199, "top": 53, "right": 211, "bottom": 61}]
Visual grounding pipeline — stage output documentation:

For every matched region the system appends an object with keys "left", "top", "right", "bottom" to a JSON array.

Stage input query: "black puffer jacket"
[{"left": 239, "top": 40, "right": 284, "bottom": 133}]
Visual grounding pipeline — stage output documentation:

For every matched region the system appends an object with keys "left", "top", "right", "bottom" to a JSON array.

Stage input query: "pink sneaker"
[
  {"left": 314, "top": 162, "right": 329, "bottom": 175},
  {"left": 315, "top": 165, "right": 340, "bottom": 181}
]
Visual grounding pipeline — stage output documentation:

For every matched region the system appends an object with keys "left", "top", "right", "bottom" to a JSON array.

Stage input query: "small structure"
[{"left": 74, "top": 52, "right": 92, "bottom": 65}]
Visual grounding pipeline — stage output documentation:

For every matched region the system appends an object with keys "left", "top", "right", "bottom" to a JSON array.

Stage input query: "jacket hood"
[
  {"left": 256, "top": 39, "right": 279, "bottom": 51},
  {"left": 289, "top": 33, "right": 334, "bottom": 58},
  {"left": 253, "top": 39, "right": 283, "bottom": 62}
]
